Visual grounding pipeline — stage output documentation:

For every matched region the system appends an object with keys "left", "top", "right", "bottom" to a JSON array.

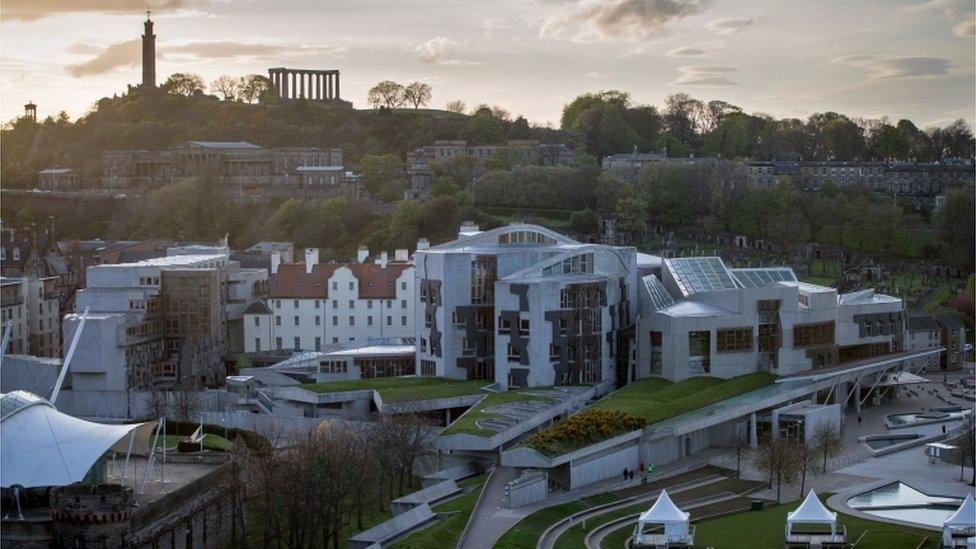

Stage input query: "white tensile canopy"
[
  {"left": 634, "top": 489, "right": 691, "bottom": 542},
  {"left": 787, "top": 490, "right": 837, "bottom": 536},
  {"left": 878, "top": 371, "right": 931, "bottom": 386},
  {"left": 943, "top": 493, "right": 976, "bottom": 547},
  {"left": 1, "top": 391, "right": 157, "bottom": 489}
]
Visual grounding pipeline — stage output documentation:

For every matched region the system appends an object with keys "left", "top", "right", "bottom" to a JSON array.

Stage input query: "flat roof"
[
  {"left": 91, "top": 254, "right": 226, "bottom": 268},
  {"left": 325, "top": 345, "right": 415, "bottom": 357}
]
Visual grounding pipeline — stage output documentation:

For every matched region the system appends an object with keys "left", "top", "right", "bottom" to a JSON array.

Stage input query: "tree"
[
  {"left": 569, "top": 208, "right": 599, "bottom": 234},
  {"left": 752, "top": 438, "right": 802, "bottom": 502},
  {"left": 726, "top": 426, "right": 750, "bottom": 479},
  {"left": 359, "top": 153, "right": 402, "bottom": 195},
  {"left": 239, "top": 74, "right": 275, "bottom": 103},
  {"left": 796, "top": 440, "right": 818, "bottom": 497},
  {"left": 367, "top": 80, "right": 405, "bottom": 108},
  {"left": 161, "top": 73, "right": 205, "bottom": 97},
  {"left": 403, "top": 82, "right": 432, "bottom": 109},
  {"left": 957, "top": 416, "right": 975, "bottom": 485},
  {"left": 811, "top": 422, "right": 842, "bottom": 473},
  {"left": 211, "top": 75, "right": 242, "bottom": 101},
  {"left": 615, "top": 197, "right": 648, "bottom": 234},
  {"left": 445, "top": 100, "right": 466, "bottom": 113},
  {"left": 172, "top": 379, "right": 200, "bottom": 422}
]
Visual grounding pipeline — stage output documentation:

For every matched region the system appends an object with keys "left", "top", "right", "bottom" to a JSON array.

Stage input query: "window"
[
  {"left": 425, "top": 313, "right": 432, "bottom": 328},
  {"left": 294, "top": 337, "right": 300, "bottom": 349},
  {"left": 367, "top": 300, "right": 373, "bottom": 309},
  {"left": 275, "top": 300, "right": 281, "bottom": 308},
  {"left": 319, "top": 360, "right": 347, "bottom": 374},
  {"left": 253, "top": 317, "right": 260, "bottom": 327},
  {"left": 421, "top": 338, "right": 427, "bottom": 352},
  {"left": 332, "top": 299, "right": 338, "bottom": 308},
  {"left": 315, "top": 300, "right": 320, "bottom": 309},
  {"left": 294, "top": 316, "right": 300, "bottom": 326},
  {"left": 420, "top": 359, "right": 436, "bottom": 376},
  {"left": 275, "top": 337, "right": 282, "bottom": 350},
  {"left": 349, "top": 300, "right": 355, "bottom": 309},
  {"left": 315, "top": 316, "right": 321, "bottom": 326},
  {"left": 275, "top": 316, "right": 281, "bottom": 326},
  {"left": 499, "top": 317, "right": 512, "bottom": 333},
  {"left": 349, "top": 282, "right": 354, "bottom": 290},
  {"left": 387, "top": 316, "right": 392, "bottom": 326},
  {"left": 649, "top": 331, "right": 663, "bottom": 374},
  {"left": 254, "top": 338, "right": 261, "bottom": 352},
  {"left": 507, "top": 343, "right": 520, "bottom": 360},
  {"left": 717, "top": 327, "right": 753, "bottom": 353},
  {"left": 462, "top": 337, "right": 475, "bottom": 355},
  {"left": 549, "top": 344, "right": 559, "bottom": 359},
  {"left": 452, "top": 311, "right": 464, "bottom": 327},
  {"left": 559, "top": 318, "right": 569, "bottom": 336},
  {"left": 519, "top": 318, "right": 530, "bottom": 335},
  {"left": 314, "top": 337, "right": 321, "bottom": 351},
  {"left": 332, "top": 337, "right": 339, "bottom": 343},
  {"left": 793, "top": 321, "right": 835, "bottom": 348},
  {"left": 293, "top": 300, "right": 299, "bottom": 308},
  {"left": 367, "top": 316, "right": 373, "bottom": 326},
  {"left": 349, "top": 316, "right": 355, "bottom": 326},
  {"left": 688, "top": 330, "right": 710, "bottom": 373},
  {"left": 332, "top": 316, "right": 338, "bottom": 326},
  {"left": 401, "top": 316, "right": 407, "bottom": 326},
  {"left": 401, "top": 281, "right": 407, "bottom": 290},
  {"left": 401, "top": 299, "right": 407, "bottom": 309}
]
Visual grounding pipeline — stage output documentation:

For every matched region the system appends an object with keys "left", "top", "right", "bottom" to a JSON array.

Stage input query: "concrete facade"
[{"left": 414, "top": 224, "right": 637, "bottom": 388}]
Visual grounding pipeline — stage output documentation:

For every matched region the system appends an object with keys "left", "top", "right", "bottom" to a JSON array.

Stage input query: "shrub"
[{"left": 525, "top": 409, "right": 647, "bottom": 456}]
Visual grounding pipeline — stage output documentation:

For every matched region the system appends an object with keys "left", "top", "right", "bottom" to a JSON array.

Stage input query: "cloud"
[
  {"left": 833, "top": 55, "right": 953, "bottom": 79},
  {"left": 666, "top": 46, "right": 706, "bottom": 56},
  {"left": 896, "top": 0, "right": 974, "bottom": 37},
  {"left": 540, "top": 0, "right": 702, "bottom": 42},
  {"left": 3, "top": 0, "right": 209, "bottom": 21},
  {"left": 411, "top": 36, "right": 481, "bottom": 65},
  {"left": 67, "top": 39, "right": 140, "bottom": 77},
  {"left": 706, "top": 18, "right": 753, "bottom": 34},
  {"left": 66, "top": 39, "right": 347, "bottom": 77},
  {"left": 670, "top": 65, "right": 738, "bottom": 86}
]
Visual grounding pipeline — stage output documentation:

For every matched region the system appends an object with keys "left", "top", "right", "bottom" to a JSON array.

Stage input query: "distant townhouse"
[
  {"left": 934, "top": 313, "right": 967, "bottom": 370},
  {"left": 98, "top": 141, "right": 353, "bottom": 197},
  {"left": 413, "top": 223, "right": 638, "bottom": 388},
  {"left": 405, "top": 140, "right": 574, "bottom": 200},
  {"left": 907, "top": 314, "right": 943, "bottom": 371},
  {"left": 746, "top": 159, "right": 974, "bottom": 208},
  {"left": 243, "top": 247, "right": 415, "bottom": 353}
]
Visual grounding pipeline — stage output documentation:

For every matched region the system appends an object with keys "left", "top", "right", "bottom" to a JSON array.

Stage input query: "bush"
[
  {"left": 525, "top": 409, "right": 647, "bottom": 456},
  {"left": 164, "top": 420, "right": 271, "bottom": 454}
]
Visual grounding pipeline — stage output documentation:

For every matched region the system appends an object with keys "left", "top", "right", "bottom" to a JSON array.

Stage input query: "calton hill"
[{"left": 2, "top": 83, "right": 974, "bottom": 326}]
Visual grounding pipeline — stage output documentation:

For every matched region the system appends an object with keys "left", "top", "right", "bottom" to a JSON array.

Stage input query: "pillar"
[
  {"left": 335, "top": 72, "right": 339, "bottom": 99},
  {"left": 749, "top": 413, "right": 757, "bottom": 448},
  {"left": 283, "top": 71, "right": 289, "bottom": 99},
  {"left": 854, "top": 378, "right": 862, "bottom": 414},
  {"left": 318, "top": 74, "right": 323, "bottom": 101}
]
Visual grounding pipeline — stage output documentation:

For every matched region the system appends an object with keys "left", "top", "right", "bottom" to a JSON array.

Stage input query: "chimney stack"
[
  {"left": 395, "top": 248, "right": 409, "bottom": 262},
  {"left": 416, "top": 238, "right": 430, "bottom": 251},
  {"left": 378, "top": 251, "right": 388, "bottom": 268},
  {"left": 357, "top": 245, "right": 369, "bottom": 263},
  {"left": 270, "top": 251, "right": 281, "bottom": 274},
  {"left": 305, "top": 247, "right": 319, "bottom": 274}
]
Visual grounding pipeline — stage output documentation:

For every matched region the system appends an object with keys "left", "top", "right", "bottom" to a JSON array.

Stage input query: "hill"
[{"left": 0, "top": 91, "right": 572, "bottom": 188}]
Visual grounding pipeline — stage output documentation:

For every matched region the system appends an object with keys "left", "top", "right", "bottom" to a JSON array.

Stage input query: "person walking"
[{"left": 622, "top": 467, "right": 628, "bottom": 481}]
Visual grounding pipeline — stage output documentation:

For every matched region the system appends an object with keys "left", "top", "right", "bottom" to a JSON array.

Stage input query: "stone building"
[
  {"left": 405, "top": 140, "right": 574, "bottom": 200},
  {"left": 100, "top": 141, "right": 345, "bottom": 196},
  {"left": 38, "top": 168, "right": 80, "bottom": 191}
]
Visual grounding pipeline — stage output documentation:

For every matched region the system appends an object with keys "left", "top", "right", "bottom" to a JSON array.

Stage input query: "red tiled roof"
[
  {"left": 349, "top": 263, "right": 412, "bottom": 299},
  {"left": 267, "top": 263, "right": 338, "bottom": 298},
  {"left": 267, "top": 262, "right": 412, "bottom": 300}
]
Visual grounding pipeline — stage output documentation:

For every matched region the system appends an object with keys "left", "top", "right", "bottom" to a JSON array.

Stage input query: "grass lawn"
[
  {"left": 300, "top": 377, "right": 488, "bottom": 403},
  {"left": 153, "top": 433, "right": 232, "bottom": 452},
  {"left": 591, "top": 373, "right": 775, "bottom": 424},
  {"left": 441, "top": 387, "right": 559, "bottom": 437},
  {"left": 494, "top": 467, "right": 730, "bottom": 549},
  {"left": 923, "top": 285, "right": 953, "bottom": 314},
  {"left": 525, "top": 374, "right": 774, "bottom": 456},
  {"left": 481, "top": 207, "right": 573, "bottom": 229},
  {"left": 692, "top": 496, "right": 939, "bottom": 549},
  {"left": 391, "top": 473, "right": 489, "bottom": 548}
]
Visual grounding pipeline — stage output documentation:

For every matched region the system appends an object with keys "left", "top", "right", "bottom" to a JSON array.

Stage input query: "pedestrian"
[
  {"left": 629, "top": 469, "right": 634, "bottom": 480},
  {"left": 622, "top": 468, "right": 628, "bottom": 481},
  {"left": 857, "top": 414, "right": 862, "bottom": 424}
]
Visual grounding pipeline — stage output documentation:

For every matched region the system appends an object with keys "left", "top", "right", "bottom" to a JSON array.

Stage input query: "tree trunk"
[{"left": 800, "top": 468, "right": 807, "bottom": 497}]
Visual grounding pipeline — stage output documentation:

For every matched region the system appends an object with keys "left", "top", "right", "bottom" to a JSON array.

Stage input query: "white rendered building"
[
  {"left": 413, "top": 224, "right": 638, "bottom": 389},
  {"left": 637, "top": 257, "right": 906, "bottom": 381},
  {"left": 244, "top": 248, "right": 415, "bottom": 353}
]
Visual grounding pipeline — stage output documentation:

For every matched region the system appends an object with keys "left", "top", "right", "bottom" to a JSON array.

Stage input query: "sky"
[{"left": 2, "top": 0, "right": 974, "bottom": 128}]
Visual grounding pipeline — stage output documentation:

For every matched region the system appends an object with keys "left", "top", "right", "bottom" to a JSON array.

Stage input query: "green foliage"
[
  {"left": 935, "top": 184, "right": 975, "bottom": 271},
  {"left": 391, "top": 474, "right": 489, "bottom": 548},
  {"left": 359, "top": 153, "right": 403, "bottom": 194},
  {"left": 442, "top": 388, "right": 558, "bottom": 436},
  {"left": 471, "top": 165, "right": 599, "bottom": 210},
  {"left": 525, "top": 408, "right": 648, "bottom": 456},
  {"left": 568, "top": 208, "right": 600, "bottom": 234}
]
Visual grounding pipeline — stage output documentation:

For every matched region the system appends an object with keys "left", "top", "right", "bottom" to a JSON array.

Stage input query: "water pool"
[
  {"left": 847, "top": 482, "right": 962, "bottom": 527},
  {"left": 863, "top": 434, "right": 921, "bottom": 449}
]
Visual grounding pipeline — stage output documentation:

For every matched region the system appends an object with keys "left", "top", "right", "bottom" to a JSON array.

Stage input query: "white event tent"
[
  {"left": 787, "top": 490, "right": 839, "bottom": 538},
  {"left": 1, "top": 391, "right": 157, "bottom": 489},
  {"left": 632, "top": 488, "right": 693, "bottom": 546},
  {"left": 943, "top": 493, "right": 976, "bottom": 548}
]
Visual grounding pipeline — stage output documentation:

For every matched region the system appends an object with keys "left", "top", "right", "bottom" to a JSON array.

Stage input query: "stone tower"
[
  {"left": 142, "top": 11, "right": 156, "bottom": 88},
  {"left": 24, "top": 101, "right": 36, "bottom": 122}
]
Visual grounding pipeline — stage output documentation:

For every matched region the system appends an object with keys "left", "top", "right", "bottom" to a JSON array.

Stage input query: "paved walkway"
[{"left": 461, "top": 465, "right": 520, "bottom": 549}]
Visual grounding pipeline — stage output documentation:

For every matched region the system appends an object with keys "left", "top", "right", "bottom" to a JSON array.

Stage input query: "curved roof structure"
[{"left": 1, "top": 391, "right": 156, "bottom": 488}]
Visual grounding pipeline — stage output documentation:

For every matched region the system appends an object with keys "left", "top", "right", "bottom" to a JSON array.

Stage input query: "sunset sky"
[{"left": 2, "top": 0, "right": 974, "bottom": 128}]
